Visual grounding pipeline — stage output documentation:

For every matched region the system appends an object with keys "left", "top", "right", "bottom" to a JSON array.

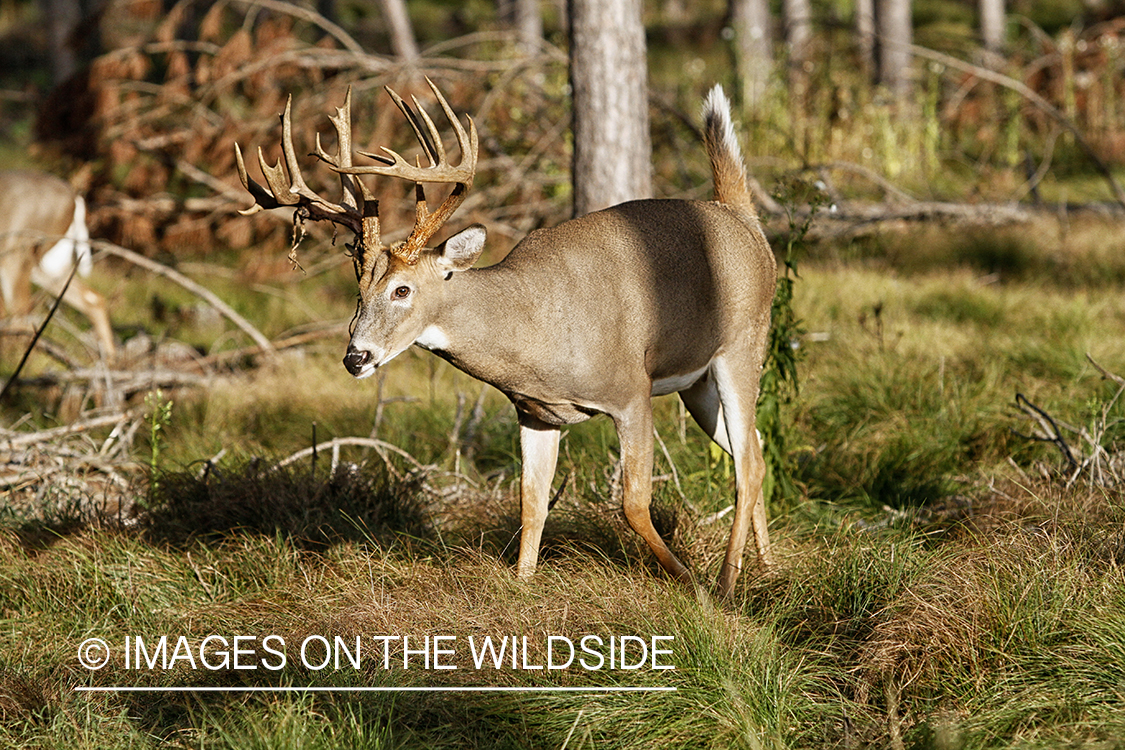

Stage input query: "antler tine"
[
  {"left": 383, "top": 86, "right": 440, "bottom": 167},
  {"left": 426, "top": 77, "right": 476, "bottom": 169},
  {"left": 315, "top": 87, "right": 366, "bottom": 213},
  {"left": 235, "top": 143, "right": 280, "bottom": 215},
  {"left": 344, "top": 78, "right": 477, "bottom": 185},
  {"left": 314, "top": 86, "right": 381, "bottom": 250},
  {"left": 233, "top": 92, "right": 369, "bottom": 238},
  {"left": 334, "top": 78, "right": 477, "bottom": 264}
]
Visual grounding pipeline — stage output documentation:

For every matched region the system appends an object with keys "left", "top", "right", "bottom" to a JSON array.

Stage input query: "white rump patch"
[{"left": 39, "top": 196, "right": 92, "bottom": 278}]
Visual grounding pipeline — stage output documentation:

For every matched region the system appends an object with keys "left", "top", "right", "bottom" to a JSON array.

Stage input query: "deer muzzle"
[{"left": 343, "top": 345, "right": 375, "bottom": 378}]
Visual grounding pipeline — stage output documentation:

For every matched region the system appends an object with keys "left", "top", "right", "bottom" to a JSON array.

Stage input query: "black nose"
[{"left": 343, "top": 346, "right": 372, "bottom": 376}]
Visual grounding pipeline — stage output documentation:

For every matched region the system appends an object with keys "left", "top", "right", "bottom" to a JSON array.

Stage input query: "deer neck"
[{"left": 415, "top": 265, "right": 536, "bottom": 390}]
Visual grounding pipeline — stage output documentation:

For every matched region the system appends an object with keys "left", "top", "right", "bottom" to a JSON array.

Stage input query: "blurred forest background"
[{"left": 2, "top": 0, "right": 1124, "bottom": 262}]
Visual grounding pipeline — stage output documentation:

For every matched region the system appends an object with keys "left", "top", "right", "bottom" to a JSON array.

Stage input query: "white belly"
[{"left": 651, "top": 363, "right": 710, "bottom": 397}]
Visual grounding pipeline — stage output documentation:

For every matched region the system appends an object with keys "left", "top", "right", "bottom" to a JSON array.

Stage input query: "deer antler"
[
  {"left": 233, "top": 79, "right": 476, "bottom": 267},
  {"left": 235, "top": 88, "right": 380, "bottom": 258},
  {"left": 335, "top": 77, "right": 478, "bottom": 265}
]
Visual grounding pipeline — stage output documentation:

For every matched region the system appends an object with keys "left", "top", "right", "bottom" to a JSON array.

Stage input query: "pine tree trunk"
[
  {"left": 729, "top": 0, "right": 773, "bottom": 108},
  {"left": 855, "top": 0, "right": 875, "bottom": 78},
  {"left": 876, "top": 0, "right": 912, "bottom": 100},
  {"left": 516, "top": 0, "right": 543, "bottom": 54},
  {"left": 381, "top": 0, "right": 419, "bottom": 62},
  {"left": 568, "top": 0, "right": 651, "bottom": 217},
  {"left": 979, "top": 0, "right": 1005, "bottom": 68}
]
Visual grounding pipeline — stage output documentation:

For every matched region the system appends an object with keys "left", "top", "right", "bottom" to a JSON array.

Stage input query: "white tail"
[
  {"left": 236, "top": 83, "right": 776, "bottom": 594},
  {"left": 0, "top": 170, "right": 115, "bottom": 358}
]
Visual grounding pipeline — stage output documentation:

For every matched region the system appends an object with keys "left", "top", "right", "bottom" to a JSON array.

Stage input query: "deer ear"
[{"left": 437, "top": 224, "right": 486, "bottom": 274}]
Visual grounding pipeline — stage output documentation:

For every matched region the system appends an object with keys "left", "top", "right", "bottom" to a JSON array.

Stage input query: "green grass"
[
  {"left": 2, "top": 477, "right": 1122, "bottom": 747},
  {"left": 3, "top": 1, "right": 1125, "bottom": 742}
]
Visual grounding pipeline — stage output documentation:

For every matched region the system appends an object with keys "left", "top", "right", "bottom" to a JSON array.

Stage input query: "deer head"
[{"left": 235, "top": 79, "right": 480, "bottom": 377}]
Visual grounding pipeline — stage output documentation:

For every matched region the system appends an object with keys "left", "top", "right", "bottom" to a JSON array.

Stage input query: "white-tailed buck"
[
  {"left": 235, "top": 81, "right": 776, "bottom": 594},
  {"left": 0, "top": 170, "right": 115, "bottom": 358}
]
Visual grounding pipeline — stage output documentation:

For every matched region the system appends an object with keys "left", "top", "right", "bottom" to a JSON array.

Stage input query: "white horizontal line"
[{"left": 75, "top": 685, "right": 676, "bottom": 693}]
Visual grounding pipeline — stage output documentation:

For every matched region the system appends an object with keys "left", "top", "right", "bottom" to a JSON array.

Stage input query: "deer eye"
[{"left": 392, "top": 285, "right": 412, "bottom": 300}]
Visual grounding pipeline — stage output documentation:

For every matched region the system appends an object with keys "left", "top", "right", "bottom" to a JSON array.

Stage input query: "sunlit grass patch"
[
  {"left": 2, "top": 473, "right": 1124, "bottom": 747},
  {"left": 791, "top": 258, "right": 1125, "bottom": 510}
]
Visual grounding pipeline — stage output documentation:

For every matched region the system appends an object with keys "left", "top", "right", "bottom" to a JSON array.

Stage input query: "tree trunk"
[
  {"left": 380, "top": 0, "right": 419, "bottom": 62},
  {"left": 783, "top": 0, "right": 811, "bottom": 69},
  {"left": 40, "top": 0, "right": 83, "bottom": 84},
  {"left": 979, "top": 0, "right": 1005, "bottom": 67},
  {"left": 876, "top": 0, "right": 912, "bottom": 100},
  {"left": 517, "top": 0, "right": 544, "bottom": 54},
  {"left": 499, "top": 0, "right": 543, "bottom": 54},
  {"left": 855, "top": 0, "right": 875, "bottom": 78},
  {"left": 568, "top": 0, "right": 651, "bottom": 217},
  {"left": 729, "top": 0, "right": 773, "bottom": 109}
]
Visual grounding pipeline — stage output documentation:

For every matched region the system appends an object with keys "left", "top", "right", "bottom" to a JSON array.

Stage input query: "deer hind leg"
[
  {"left": 614, "top": 401, "right": 691, "bottom": 582},
  {"left": 29, "top": 267, "right": 116, "bottom": 359},
  {"left": 516, "top": 413, "right": 561, "bottom": 578},
  {"left": 708, "top": 353, "right": 772, "bottom": 596}
]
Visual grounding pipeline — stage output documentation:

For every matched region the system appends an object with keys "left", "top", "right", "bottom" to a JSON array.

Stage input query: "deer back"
[
  {"left": 0, "top": 171, "right": 79, "bottom": 253},
  {"left": 425, "top": 198, "right": 775, "bottom": 415}
]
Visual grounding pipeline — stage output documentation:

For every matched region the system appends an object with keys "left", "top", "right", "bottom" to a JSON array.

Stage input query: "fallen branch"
[
  {"left": 18, "top": 368, "right": 208, "bottom": 394},
  {"left": 93, "top": 240, "right": 276, "bottom": 356},
  {"left": 0, "top": 410, "right": 138, "bottom": 451},
  {"left": 275, "top": 436, "right": 430, "bottom": 480}
]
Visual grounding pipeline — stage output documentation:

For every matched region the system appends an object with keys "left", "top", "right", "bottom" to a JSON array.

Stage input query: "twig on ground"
[
  {"left": 0, "top": 410, "right": 138, "bottom": 450},
  {"left": 1011, "top": 355, "right": 1125, "bottom": 487},
  {"left": 274, "top": 436, "right": 430, "bottom": 481},
  {"left": 1012, "top": 392, "right": 1080, "bottom": 469}
]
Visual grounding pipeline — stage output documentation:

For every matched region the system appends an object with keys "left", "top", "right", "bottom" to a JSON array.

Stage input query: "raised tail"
[{"left": 701, "top": 85, "right": 757, "bottom": 219}]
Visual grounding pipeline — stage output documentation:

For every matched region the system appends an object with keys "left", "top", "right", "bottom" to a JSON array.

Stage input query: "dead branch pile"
[
  {"left": 35, "top": 0, "right": 571, "bottom": 260},
  {"left": 0, "top": 409, "right": 143, "bottom": 519}
]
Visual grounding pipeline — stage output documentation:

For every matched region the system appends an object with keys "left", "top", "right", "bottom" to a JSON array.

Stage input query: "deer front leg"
[
  {"left": 516, "top": 413, "right": 561, "bottom": 578},
  {"left": 615, "top": 402, "right": 692, "bottom": 582},
  {"left": 30, "top": 266, "right": 116, "bottom": 359}
]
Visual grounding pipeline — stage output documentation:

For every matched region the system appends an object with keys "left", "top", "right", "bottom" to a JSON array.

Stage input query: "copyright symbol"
[{"left": 78, "top": 638, "right": 110, "bottom": 670}]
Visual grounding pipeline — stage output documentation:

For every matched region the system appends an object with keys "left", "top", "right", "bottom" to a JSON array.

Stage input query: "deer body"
[
  {"left": 0, "top": 170, "right": 115, "bottom": 357},
  {"left": 237, "top": 82, "right": 775, "bottom": 594},
  {"left": 376, "top": 199, "right": 772, "bottom": 418}
]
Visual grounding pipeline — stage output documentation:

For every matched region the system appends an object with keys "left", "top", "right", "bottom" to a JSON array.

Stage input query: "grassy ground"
[{"left": 2, "top": 213, "right": 1125, "bottom": 747}]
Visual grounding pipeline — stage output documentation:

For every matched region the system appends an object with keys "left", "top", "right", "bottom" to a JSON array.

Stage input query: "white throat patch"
[{"left": 416, "top": 324, "right": 451, "bottom": 352}]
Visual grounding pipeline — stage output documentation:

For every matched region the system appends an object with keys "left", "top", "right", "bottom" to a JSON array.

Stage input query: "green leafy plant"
[
  {"left": 757, "top": 179, "right": 819, "bottom": 505},
  {"left": 145, "top": 389, "right": 174, "bottom": 502}
]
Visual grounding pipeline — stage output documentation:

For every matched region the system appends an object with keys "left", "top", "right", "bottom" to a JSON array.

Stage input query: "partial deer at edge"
[
  {"left": 235, "top": 81, "right": 776, "bottom": 595},
  {"left": 0, "top": 170, "right": 115, "bottom": 359}
]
